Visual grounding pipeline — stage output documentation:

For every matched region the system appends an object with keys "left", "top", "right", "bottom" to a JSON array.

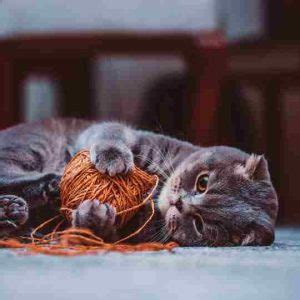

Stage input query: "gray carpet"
[{"left": 1, "top": 227, "right": 299, "bottom": 300}]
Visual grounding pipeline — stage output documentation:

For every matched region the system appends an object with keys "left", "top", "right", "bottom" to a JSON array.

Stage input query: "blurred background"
[{"left": 0, "top": 0, "right": 299, "bottom": 224}]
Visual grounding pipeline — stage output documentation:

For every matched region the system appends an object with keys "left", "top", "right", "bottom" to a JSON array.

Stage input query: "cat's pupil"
[{"left": 196, "top": 174, "right": 209, "bottom": 193}]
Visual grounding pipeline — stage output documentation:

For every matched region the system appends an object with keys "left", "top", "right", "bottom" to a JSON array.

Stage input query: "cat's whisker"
[
  {"left": 145, "top": 222, "right": 166, "bottom": 235},
  {"left": 164, "top": 148, "right": 176, "bottom": 174},
  {"left": 150, "top": 146, "right": 175, "bottom": 176},
  {"left": 159, "top": 230, "right": 171, "bottom": 244},
  {"left": 148, "top": 229, "right": 164, "bottom": 243},
  {"left": 138, "top": 145, "right": 173, "bottom": 177},
  {"left": 136, "top": 154, "right": 170, "bottom": 180},
  {"left": 208, "top": 226, "right": 218, "bottom": 247},
  {"left": 154, "top": 223, "right": 171, "bottom": 243},
  {"left": 161, "top": 233, "right": 171, "bottom": 244},
  {"left": 148, "top": 224, "right": 169, "bottom": 243},
  {"left": 155, "top": 231, "right": 169, "bottom": 243}
]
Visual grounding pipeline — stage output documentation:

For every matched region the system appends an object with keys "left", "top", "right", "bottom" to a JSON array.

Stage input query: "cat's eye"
[
  {"left": 196, "top": 174, "right": 209, "bottom": 193},
  {"left": 193, "top": 214, "right": 204, "bottom": 234}
]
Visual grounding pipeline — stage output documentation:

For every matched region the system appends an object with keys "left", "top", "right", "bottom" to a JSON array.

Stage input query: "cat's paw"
[
  {"left": 0, "top": 195, "right": 29, "bottom": 236},
  {"left": 22, "top": 173, "right": 61, "bottom": 208},
  {"left": 90, "top": 142, "right": 134, "bottom": 176},
  {"left": 72, "top": 199, "right": 117, "bottom": 240}
]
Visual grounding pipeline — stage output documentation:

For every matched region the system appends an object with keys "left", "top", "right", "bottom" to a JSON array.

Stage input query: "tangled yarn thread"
[{"left": 60, "top": 150, "right": 158, "bottom": 228}]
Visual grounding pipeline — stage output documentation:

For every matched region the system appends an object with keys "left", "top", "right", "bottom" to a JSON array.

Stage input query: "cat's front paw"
[
  {"left": 72, "top": 199, "right": 117, "bottom": 241},
  {"left": 90, "top": 142, "right": 134, "bottom": 176},
  {"left": 0, "top": 195, "right": 29, "bottom": 236}
]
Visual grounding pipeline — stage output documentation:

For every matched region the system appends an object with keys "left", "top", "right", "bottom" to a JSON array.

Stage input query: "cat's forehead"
[
  {"left": 173, "top": 148, "right": 249, "bottom": 182},
  {"left": 189, "top": 148, "right": 247, "bottom": 168},
  {"left": 184, "top": 150, "right": 213, "bottom": 171}
]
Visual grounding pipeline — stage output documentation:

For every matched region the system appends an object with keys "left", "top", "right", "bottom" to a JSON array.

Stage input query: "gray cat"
[{"left": 0, "top": 119, "right": 278, "bottom": 246}]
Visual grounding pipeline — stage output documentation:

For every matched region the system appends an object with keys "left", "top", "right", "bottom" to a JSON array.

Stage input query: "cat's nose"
[{"left": 170, "top": 198, "right": 183, "bottom": 213}]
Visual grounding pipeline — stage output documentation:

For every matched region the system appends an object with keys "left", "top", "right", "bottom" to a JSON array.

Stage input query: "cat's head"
[{"left": 158, "top": 146, "right": 278, "bottom": 246}]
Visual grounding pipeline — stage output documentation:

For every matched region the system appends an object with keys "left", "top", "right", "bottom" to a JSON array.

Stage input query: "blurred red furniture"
[{"left": 0, "top": 31, "right": 226, "bottom": 145}]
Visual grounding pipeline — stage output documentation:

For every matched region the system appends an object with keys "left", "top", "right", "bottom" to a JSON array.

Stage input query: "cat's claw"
[
  {"left": 72, "top": 199, "right": 117, "bottom": 240},
  {"left": 90, "top": 143, "right": 134, "bottom": 176},
  {"left": 0, "top": 195, "right": 29, "bottom": 236}
]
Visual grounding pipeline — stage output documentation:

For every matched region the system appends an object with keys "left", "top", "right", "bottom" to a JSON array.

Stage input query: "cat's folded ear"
[{"left": 244, "top": 154, "right": 271, "bottom": 181}]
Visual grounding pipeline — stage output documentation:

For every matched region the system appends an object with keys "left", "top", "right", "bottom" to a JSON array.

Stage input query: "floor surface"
[{"left": 1, "top": 227, "right": 299, "bottom": 300}]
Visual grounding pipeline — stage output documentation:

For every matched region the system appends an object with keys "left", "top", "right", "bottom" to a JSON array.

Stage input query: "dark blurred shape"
[
  {"left": 140, "top": 72, "right": 189, "bottom": 139},
  {"left": 218, "top": 80, "right": 257, "bottom": 153},
  {"left": 0, "top": 31, "right": 226, "bottom": 147},
  {"left": 267, "top": 0, "right": 300, "bottom": 39}
]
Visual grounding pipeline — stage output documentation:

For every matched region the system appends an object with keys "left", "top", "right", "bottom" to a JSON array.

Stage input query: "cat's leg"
[
  {"left": 0, "top": 173, "right": 61, "bottom": 236},
  {"left": 75, "top": 121, "right": 194, "bottom": 177},
  {"left": 0, "top": 172, "right": 61, "bottom": 209},
  {"left": 72, "top": 199, "right": 118, "bottom": 242},
  {"left": 0, "top": 195, "right": 29, "bottom": 236},
  {"left": 76, "top": 122, "right": 136, "bottom": 176}
]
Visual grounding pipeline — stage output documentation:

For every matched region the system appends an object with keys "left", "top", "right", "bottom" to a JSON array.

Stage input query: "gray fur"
[{"left": 0, "top": 119, "right": 278, "bottom": 246}]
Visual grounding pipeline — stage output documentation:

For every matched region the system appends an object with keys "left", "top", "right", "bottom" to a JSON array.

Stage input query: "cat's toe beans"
[
  {"left": 95, "top": 203, "right": 116, "bottom": 226},
  {"left": 73, "top": 199, "right": 118, "bottom": 241},
  {"left": 0, "top": 195, "right": 28, "bottom": 226},
  {"left": 73, "top": 199, "right": 116, "bottom": 227},
  {"left": 76, "top": 199, "right": 94, "bottom": 217},
  {"left": 106, "top": 159, "right": 127, "bottom": 176},
  {"left": 91, "top": 143, "right": 133, "bottom": 176},
  {"left": 87, "top": 200, "right": 116, "bottom": 226},
  {"left": 8, "top": 201, "right": 28, "bottom": 226}
]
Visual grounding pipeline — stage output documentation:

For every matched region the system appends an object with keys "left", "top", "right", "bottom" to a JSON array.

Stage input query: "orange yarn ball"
[{"left": 60, "top": 150, "right": 158, "bottom": 228}]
